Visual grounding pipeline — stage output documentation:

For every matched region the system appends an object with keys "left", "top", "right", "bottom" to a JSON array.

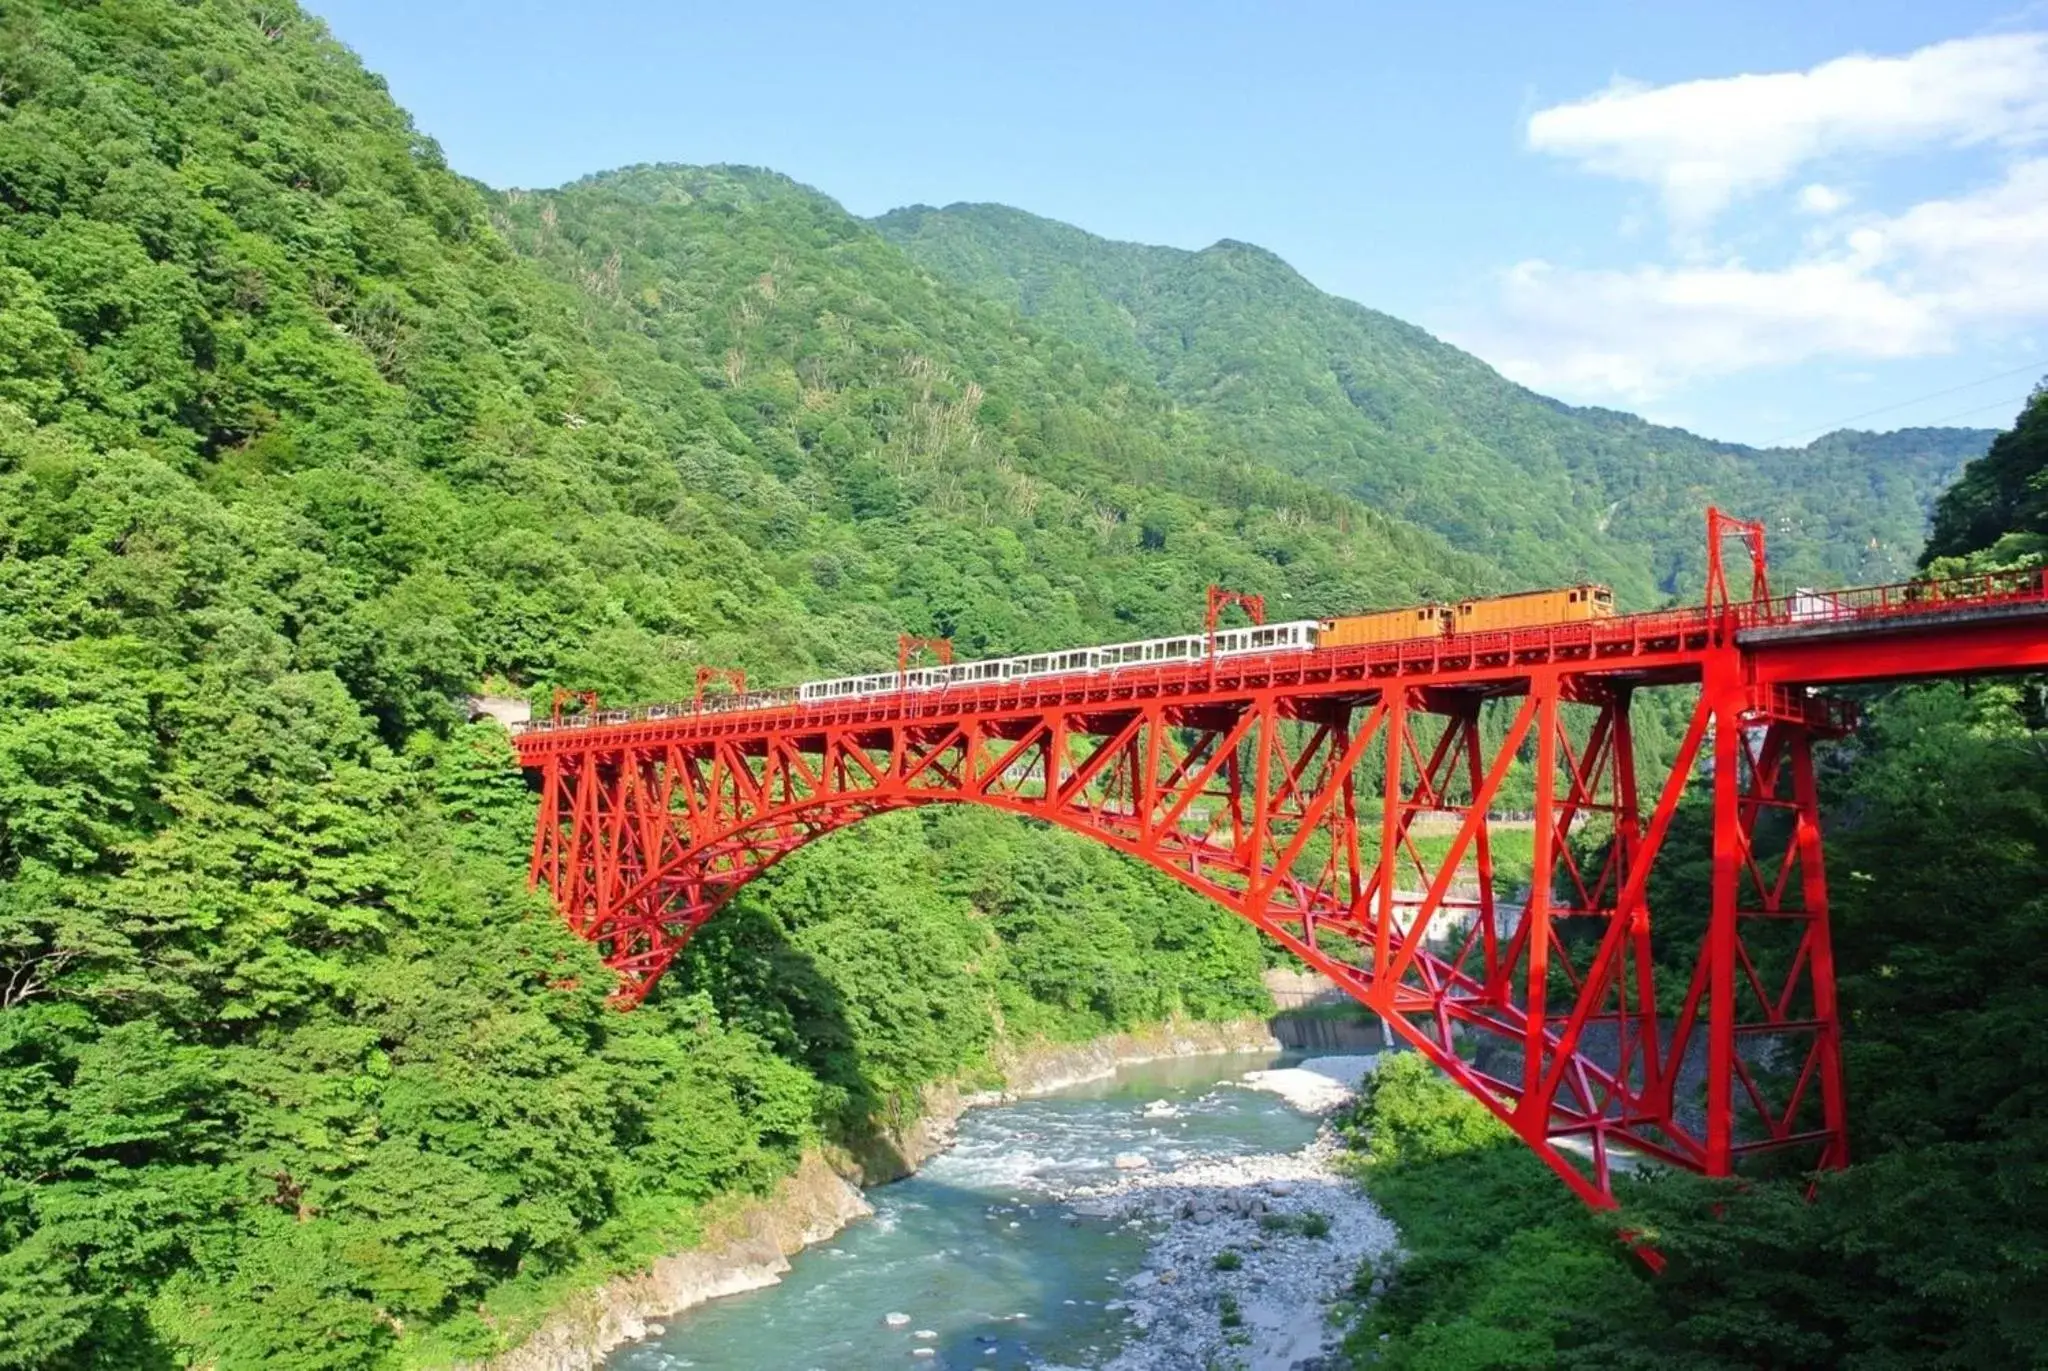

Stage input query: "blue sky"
[{"left": 314, "top": 0, "right": 2048, "bottom": 447}]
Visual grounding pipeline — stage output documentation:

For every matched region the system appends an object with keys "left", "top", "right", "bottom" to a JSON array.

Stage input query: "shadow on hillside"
[{"left": 661, "top": 906, "right": 921, "bottom": 1180}]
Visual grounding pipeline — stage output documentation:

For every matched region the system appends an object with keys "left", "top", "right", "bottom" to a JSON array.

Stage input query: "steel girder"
[{"left": 526, "top": 666, "right": 1849, "bottom": 1207}]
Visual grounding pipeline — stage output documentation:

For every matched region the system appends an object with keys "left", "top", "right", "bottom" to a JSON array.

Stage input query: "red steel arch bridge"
[{"left": 511, "top": 514, "right": 2048, "bottom": 1208}]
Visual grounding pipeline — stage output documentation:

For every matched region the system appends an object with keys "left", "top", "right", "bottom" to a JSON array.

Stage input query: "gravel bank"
[{"left": 1047, "top": 1055, "right": 1394, "bottom": 1371}]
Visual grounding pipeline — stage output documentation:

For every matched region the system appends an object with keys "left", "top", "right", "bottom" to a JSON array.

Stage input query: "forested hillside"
[
  {"left": 1331, "top": 385, "right": 2048, "bottom": 1369},
  {"left": 876, "top": 202, "right": 1992, "bottom": 601},
  {"left": 0, "top": 3, "right": 1412, "bottom": 1365},
  {"left": 0, "top": 2, "right": 2025, "bottom": 1369}
]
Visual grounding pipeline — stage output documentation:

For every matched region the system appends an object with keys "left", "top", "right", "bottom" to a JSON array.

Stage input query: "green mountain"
[
  {"left": 874, "top": 202, "right": 1993, "bottom": 600},
  {"left": 0, "top": 2, "right": 2027, "bottom": 1368},
  {"left": 0, "top": 5, "right": 1484, "bottom": 1367}
]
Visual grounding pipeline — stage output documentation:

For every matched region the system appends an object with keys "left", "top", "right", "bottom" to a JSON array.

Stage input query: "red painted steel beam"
[
  {"left": 514, "top": 661, "right": 1862, "bottom": 1206},
  {"left": 511, "top": 561, "right": 2048, "bottom": 1208},
  {"left": 1747, "top": 610, "right": 2048, "bottom": 686}
]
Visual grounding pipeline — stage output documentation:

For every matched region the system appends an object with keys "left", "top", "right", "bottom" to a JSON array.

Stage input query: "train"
[
  {"left": 795, "top": 583, "right": 1614, "bottom": 704},
  {"left": 1322, "top": 583, "right": 1614, "bottom": 643}
]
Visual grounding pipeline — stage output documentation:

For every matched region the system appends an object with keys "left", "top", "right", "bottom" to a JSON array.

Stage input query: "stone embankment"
[{"left": 476, "top": 1017, "right": 1283, "bottom": 1371}]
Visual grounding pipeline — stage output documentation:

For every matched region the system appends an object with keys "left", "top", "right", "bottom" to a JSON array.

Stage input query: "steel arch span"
[
  {"left": 514, "top": 553, "right": 2048, "bottom": 1208},
  {"left": 525, "top": 666, "right": 1855, "bottom": 1208}
]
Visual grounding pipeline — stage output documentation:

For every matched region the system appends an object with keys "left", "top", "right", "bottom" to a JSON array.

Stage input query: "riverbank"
[{"left": 477, "top": 1017, "right": 1284, "bottom": 1371}]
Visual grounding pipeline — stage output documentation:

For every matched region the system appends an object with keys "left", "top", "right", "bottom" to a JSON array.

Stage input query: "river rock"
[
  {"left": 884, "top": 1311, "right": 911, "bottom": 1327},
  {"left": 1113, "top": 1152, "right": 1150, "bottom": 1170},
  {"left": 478, "top": 1022, "right": 1288, "bottom": 1371}
]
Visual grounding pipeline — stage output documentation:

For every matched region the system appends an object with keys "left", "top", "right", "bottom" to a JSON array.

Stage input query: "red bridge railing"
[
  {"left": 515, "top": 569, "right": 2048, "bottom": 736},
  {"left": 1733, "top": 567, "right": 2048, "bottom": 630}
]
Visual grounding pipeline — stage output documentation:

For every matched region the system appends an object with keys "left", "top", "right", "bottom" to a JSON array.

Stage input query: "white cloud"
[
  {"left": 1797, "top": 183, "right": 1850, "bottom": 215},
  {"left": 1482, "top": 258, "right": 1939, "bottom": 400},
  {"left": 1528, "top": 34, "right": 2048, "bottom": 227},
  {"left": 1883, "top": 157, "right": 2048, "bottom": 318},
  {"left": 1466, "top": 159, "right": 2048, "bottom": 402}
]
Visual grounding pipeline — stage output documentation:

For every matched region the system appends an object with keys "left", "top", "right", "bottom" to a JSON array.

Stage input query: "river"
[{"left": 605, "top": 1050, "right": 1390, "bottom": 1371}]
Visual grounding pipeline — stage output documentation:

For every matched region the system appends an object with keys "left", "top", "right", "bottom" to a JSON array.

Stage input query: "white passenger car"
[{"left": 796, "top": 621, "right": 1320, "bottom": 704}]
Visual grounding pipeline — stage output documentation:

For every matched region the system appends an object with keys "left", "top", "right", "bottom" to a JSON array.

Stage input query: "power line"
[
  {"left": 1761, "top": 357, "right": 2047, "bottom": 448},
  {"left": 1912, "top": 391, "right": 2041, "bottom": 430}
]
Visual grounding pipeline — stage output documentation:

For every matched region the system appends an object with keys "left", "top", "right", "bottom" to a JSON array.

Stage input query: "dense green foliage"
[
  {"left": 0, "top": 2, "right": 2024, "bottom": 1368},
  {"left": 876, "top": 202, "right": 1991, "bottom": 601},
  {"left": 1336, "top": 387, "right": 2048, "bottom": 1370},
  {"left": 482, "top": 163, "right": 1499, "bottom": 674},
  {"left": 0, "top": 4, "right": 1297, "bottom": 1365},
  {"left": 1923, "top": 383, "right": 2048, "bottom": 567}
]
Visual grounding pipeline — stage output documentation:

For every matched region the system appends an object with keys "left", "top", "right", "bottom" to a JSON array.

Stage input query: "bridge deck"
[{"left": 515, "top": 569, "right": 2048, "bottom": 755}]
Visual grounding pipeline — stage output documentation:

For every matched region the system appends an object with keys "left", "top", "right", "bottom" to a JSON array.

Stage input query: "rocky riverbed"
[
  {"left": 604, "top": 1050, "right": 1390, "bottom": 1371},
  {"left": 1054, "top": 1057, "right": 1395, "bottom": 1371}
]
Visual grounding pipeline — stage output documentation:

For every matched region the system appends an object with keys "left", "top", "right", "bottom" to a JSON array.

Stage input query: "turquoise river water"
[{"left": 606, "top": 1050, "right": 1321, "bottom": 1370}]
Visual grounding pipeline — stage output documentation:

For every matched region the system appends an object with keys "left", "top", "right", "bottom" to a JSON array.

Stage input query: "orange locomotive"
[{"left": 1317, "top": 583, "right": 1614, "bottom": 647}]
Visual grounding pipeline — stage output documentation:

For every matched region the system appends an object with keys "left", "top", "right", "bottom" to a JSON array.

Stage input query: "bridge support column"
[{"left": 1691, "top": 675, "right": 1850, "bottom": 1179}]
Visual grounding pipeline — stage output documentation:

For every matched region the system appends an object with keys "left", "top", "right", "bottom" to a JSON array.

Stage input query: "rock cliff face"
[
  {"left": 476, "top": 1016, "right": 1282, "bottom": 1371},
  {"left": 1263, "top": 969, "right": 1383, "bottom": 1053}
]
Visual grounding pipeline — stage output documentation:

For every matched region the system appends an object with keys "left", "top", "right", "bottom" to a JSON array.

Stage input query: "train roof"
[{"left": 1452, "top": 582, "right": 1611, "bottom": 603}]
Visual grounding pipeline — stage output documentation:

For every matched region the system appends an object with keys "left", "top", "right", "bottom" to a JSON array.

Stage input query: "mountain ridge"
[{"left": 874, "top": 199, "right": 1996, "bottom": 598}]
